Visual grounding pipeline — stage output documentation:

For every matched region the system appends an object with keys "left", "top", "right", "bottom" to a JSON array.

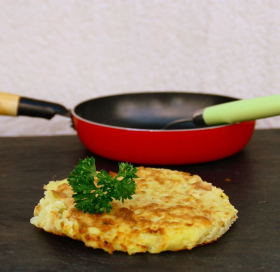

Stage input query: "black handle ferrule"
[
  {"left": 18, "top": 97, "right": 71, "bottom": 119},
  {"left": 193, "top": 109, "right": 207, "bottom": 126}
]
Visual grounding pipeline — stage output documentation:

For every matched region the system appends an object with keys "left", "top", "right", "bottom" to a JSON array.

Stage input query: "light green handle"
[{"left": 203, "top": 94, "right": 280, "bottom": 126}]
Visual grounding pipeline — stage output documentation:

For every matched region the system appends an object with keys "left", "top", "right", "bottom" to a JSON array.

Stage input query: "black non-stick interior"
[{"left": 74, "top": 92, "right": 237, "bottom": 129}]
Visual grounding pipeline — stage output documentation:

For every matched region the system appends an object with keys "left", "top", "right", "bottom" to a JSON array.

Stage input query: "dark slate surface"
[{"left": 0, "top": 130, "right": 279, "bottom": 272}]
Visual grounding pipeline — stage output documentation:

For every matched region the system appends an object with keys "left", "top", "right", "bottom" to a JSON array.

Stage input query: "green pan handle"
[{"left": 200, "top": 95, "right": 280, "bottom": 126}]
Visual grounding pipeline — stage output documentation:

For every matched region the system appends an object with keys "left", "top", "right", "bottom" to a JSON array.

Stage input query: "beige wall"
[{"left": 0, "top": 0, "right": 279, "bottom": 136}]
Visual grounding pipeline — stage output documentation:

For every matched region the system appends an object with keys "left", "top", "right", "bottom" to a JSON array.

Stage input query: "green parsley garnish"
[{"left": 67, "top": 157, "right": 138, "bottom": 214}]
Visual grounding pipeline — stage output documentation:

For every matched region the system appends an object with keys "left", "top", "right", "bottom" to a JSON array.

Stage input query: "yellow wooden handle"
[{"left": 0, "top": 92, "right": 21, "bottom": 116}]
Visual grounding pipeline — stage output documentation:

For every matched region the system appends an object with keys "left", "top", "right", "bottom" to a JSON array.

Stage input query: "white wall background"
[{"left": 0, "top": 0, "right": 279, "bottom": 136}]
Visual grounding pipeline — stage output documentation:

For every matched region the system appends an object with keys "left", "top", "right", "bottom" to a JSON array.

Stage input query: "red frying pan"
[{"left": 1, "top": 91, "right": 279, "bottom": 165}]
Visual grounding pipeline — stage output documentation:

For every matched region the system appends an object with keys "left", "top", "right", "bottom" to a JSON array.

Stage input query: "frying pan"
[{"left": 1, "top": 91, "right": 279, "bottom": 165}]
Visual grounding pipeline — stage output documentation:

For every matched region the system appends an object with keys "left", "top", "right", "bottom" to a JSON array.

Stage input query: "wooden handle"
[{"left": 0, "top": 92, "right": 20, "bottom": 116}]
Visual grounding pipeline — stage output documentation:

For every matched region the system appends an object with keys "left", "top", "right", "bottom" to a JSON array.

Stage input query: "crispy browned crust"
[{"left": 31, "top": 167, "right": 238, "bottom": 254}]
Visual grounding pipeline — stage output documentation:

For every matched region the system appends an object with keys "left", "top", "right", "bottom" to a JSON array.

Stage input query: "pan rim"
[
  {"left": 72, "top": 91, "right": 240, "bottom": 132},
  {"left": 74, "top": 90, "right": 239, "bottom": 106},
  {"left": 71, "top": 110, "right": 244, "bottom": 132}
]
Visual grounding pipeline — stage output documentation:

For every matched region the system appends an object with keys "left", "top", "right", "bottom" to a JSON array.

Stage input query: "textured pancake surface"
[{"left": 30, "top": 167, "right": 238, "bottom": 254}]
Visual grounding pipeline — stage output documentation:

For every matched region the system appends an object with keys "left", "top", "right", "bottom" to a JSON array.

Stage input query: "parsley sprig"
[{"left": 67, "top": 157, "right": 138, "bottom": 214}]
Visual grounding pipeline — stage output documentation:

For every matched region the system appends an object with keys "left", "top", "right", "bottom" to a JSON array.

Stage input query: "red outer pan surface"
[
  {"left": 73, "top": 117, "right": 255, "bottom": 165},
  {"left": 72, "top": 94, "right": 255, "bottom": 165}
]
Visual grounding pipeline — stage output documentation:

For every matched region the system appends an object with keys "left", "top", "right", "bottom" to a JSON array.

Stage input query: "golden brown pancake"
[{"left": 30, "top": 167, "right": 238, "bottom": 254}]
